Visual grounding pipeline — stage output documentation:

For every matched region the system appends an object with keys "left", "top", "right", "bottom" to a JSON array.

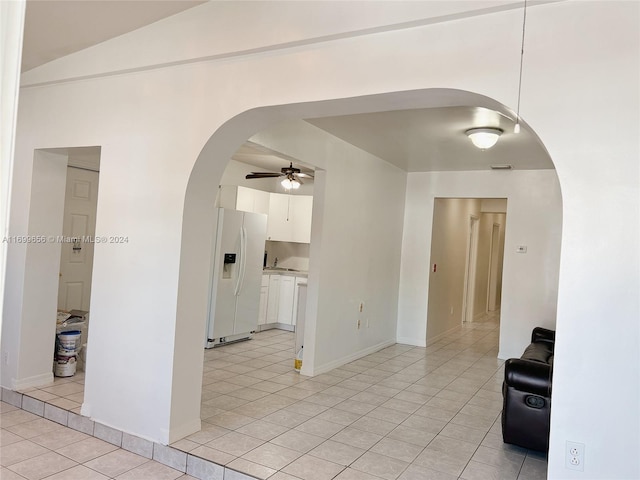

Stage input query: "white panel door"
[{"left": 57, "top": 167, "right": 99, "bottom": 311}]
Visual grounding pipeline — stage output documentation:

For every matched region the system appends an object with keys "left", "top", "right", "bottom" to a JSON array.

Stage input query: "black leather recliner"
[{"left": 502, "top": 327, "right": 554, "bottom": 452}]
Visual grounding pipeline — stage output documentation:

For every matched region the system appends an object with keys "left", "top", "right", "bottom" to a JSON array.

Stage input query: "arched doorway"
[{"left": 172, "top": 88, "right": 561, "bottom": 445}]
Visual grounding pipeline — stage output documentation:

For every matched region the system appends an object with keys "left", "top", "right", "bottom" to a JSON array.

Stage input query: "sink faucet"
[{"left": 274, "top": 257, "right": 278, "bottom": 267}]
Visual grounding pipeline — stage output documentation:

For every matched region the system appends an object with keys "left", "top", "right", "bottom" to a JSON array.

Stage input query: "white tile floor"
[
  {"left": 8, "top": 312, "right": 548, "bottom": 479},
  {"left": 0, "top": 400, "right": 199, "bottom": 480}
]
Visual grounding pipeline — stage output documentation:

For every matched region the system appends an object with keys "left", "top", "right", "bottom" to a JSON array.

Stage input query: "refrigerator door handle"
[{"left": 234, "top": 226, "right": 247, "bottom": 296}]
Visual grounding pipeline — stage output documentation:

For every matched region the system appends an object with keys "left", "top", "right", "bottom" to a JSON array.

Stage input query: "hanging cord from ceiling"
[{"left": 514, "top": 0, "right": 528, "bottom": 134}]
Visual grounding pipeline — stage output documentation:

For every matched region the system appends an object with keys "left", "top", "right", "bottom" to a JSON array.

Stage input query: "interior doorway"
[{"left": 426, "top": 198, "right": 507, "bottom": 341}]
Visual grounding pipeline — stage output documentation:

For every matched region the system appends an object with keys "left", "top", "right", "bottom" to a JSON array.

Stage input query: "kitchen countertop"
[{"left": 263, "top": 268, "right": 308, "bottom": 277}]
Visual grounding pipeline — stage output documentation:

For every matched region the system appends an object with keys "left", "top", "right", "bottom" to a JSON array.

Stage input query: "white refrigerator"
[{"left": 205, "top": 208, "right": 267, "bottom": 348}]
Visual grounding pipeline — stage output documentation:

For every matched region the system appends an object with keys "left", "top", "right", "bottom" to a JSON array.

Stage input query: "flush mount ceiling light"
[{"left": 466, "top": 127, "right": 503, "bottom": 149}]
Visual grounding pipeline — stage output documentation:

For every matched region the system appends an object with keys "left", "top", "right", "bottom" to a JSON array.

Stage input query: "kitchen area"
[{"left": 205, "top": 148, "right": 314, "bottom": 372}]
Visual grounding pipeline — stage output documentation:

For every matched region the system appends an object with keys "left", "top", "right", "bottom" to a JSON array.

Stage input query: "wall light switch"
[{"left": 516, "top": 245, "right": 527, "bottom": 253}]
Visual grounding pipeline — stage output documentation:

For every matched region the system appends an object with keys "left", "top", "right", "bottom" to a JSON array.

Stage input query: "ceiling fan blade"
[
  {"left": 245, "top": 172, "right": 283, "bottom": 179},
  {"left": 297, "top": 173, "right": 314, "bottom": 179}
]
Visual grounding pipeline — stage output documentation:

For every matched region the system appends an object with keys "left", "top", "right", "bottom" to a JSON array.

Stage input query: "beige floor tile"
[
  {"left": 282, "top": 454, "right": 345, "bottom": 480},
  {"left": 1, "top": 466, "right": 29, "bottom": 480},
  {"left": 350, "top": 416, "right": 397, "bottom": 436},
  {"left": 55, "top": 436, "right": 119, "bottom": 463},
  {"left": 6, "top": 418, "right": 64, "bottom": 439},
  {"left": 84, "top": 448, "right": 149, "bottom": 477},
  {"left": 271, "top": 430, "right": 326, "bottom": 453},
  {"left": 386, "top": 425, "right": 436, "bottom": 448},
  {"left": 294, "top": 418, "right": 345, "bottom": 439},
  {"left": 205, "top": 431, "right": 264, "bottom": 457},
  {"left": 350, "top": 451, "right": 409, "bottom": 480},
  {"left": 0, "top": 410, "right": 41, "bottom": 428},
  {"left": 370, "top": 437, "right": 424, "bottom": 463},
  {"left": 330, "top": 427, "right": 382, "bottom": 450},
  {"left": 227, "top": 458, "right": 277, "bottom": 480},
  {"left": 460, "top": 460, "right": 520, "bottom": 480},
  {"left": 1, "top": 440, "right": 49, "bottom": 467},
  {"left": 236, "top": 419, "right": 290, "bottom": 441},
  {"left": 262, "top": 409, "right": 312, "bottom": 429},
  {"left": 7, "top": 451, "right": 77, "bottom": 480},
  {"left": 398, "top": 464, "right": 458, "bottom": 480},
  {"left": 29, "top": 426, "right": 90, "bottom": 449},
  {"left": 308, "top": 439, "right": 365, "bottom": 466},
  {"left": 39, "top": 464, "right": 109, "bottom": 480},
  {"left": 365, "top": 407, "right": 410, "bottom": 425},
  {"left": 241, "top": 442, "right": 301, "bottom": 470},
  {"left": 190, "top": 445, "right": 236, "bottom": 465},
  {"left": 41, "top": 383, "right": 84, "bottom": 397},
  {"left": 0, "top": 430, "right": 24, "bottom": 447},
  {"left": 115, "top": 460, "right": 184, "bottom": 480}
]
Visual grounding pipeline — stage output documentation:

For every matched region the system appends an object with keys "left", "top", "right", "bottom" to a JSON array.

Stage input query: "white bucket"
[
  {"left": 57, "top": 330, "right": 81, "bottom": 354},
  {"left": 54, "top": 353, "right": 77, "bottom": 377}
]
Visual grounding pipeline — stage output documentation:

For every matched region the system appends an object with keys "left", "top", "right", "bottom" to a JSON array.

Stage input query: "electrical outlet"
[
  {"left": 2, "top": 351, "right": 8, "bottom": 365},
  {"left": 565, "top": 441, "right": 585, "bottom": 471}
]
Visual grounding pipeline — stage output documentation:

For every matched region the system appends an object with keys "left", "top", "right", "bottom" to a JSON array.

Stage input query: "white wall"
[
  {"left": 0, "top": 0, "right": 25, "bottom": 356},
  {"left": 4, "top": 2, "right": 638, "bottom": 477},
  {"left": 1, "top": 151, "right": 68, "bottom": 389},
  {"left": 251, "top": 121, "right": 407, "bottom": 374}
]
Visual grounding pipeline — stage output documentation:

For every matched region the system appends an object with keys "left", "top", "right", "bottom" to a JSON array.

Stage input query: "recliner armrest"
[
  {"left": 504, "top": 358, "right": 552, "bottom": 397},
  {"left": 531, "top": 327, "right": 555, "bottom": 345}
]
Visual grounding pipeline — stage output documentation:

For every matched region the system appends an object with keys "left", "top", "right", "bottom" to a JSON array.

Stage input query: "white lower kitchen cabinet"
[
  {"left": 258, "top": 275, "right": 269, "bottom": 325},
  {"left": 266, "top": 275, "right": 280, "bottom": 324},
  {"left": 260, "top": 273, "right": 307, "bottom": 331},
  {"left": 277, "top": 275, "right": 296, "bottom": 325}
]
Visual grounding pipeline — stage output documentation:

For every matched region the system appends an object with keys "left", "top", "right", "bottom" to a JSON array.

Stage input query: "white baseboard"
[
  {"left": 12, "top": 372, "right": 53, "bottom": 390},
  {"left": 307, "top": 339, "right": 396, "bottom": 376}
]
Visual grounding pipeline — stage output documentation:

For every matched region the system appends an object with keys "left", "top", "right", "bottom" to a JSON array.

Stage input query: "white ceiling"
[
  {"left": 22, "top": 0, "right": 205, "bottom": 72},
  {"left": 306, "top": 106, "right": 553, "bottom": 172},
  {"left": 21, "top": 2, "right": 554, "bottom": 174}
]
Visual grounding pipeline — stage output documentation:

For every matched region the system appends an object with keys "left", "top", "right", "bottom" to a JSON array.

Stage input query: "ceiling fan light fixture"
[
  {"left": 281, "top": 176, "right": 300, "bottom": 190},
  {"left": 466, "top": 127, "right": 503, "bottom": 149}
]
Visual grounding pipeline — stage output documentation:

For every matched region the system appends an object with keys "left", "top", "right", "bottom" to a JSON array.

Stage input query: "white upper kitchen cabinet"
[
  {"left": 218, "top": 185, "right": 270, "bottom": 215},
  {"left": 267, "top": 193, "right": 313, "bottom": 243}
]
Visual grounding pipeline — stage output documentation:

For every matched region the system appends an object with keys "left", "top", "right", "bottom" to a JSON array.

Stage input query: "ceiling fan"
[{"left": 245, "top": 162, "right": 314, "bottom": 190}]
